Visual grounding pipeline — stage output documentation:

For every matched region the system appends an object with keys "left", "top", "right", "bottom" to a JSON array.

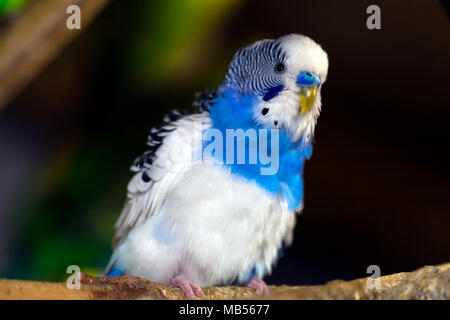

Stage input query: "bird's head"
[{"left": 219, "top": 34, "right": 329, "bottom": 142}]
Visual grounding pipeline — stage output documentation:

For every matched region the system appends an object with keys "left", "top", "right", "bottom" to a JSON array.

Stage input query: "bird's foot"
[
  {"left": 169, "top": 275, "right": 204, "bottom": 299},
  {"left": 245, "top": 275, "right": 270, "bottom": 296}
]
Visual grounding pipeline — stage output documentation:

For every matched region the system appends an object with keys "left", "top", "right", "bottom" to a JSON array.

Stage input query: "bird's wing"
[
  {"left": 112, "top": 111, "right": 210, "bottom": 248},
  {"left": 192, "top": 88, "right": 218, "bottom": 112}
]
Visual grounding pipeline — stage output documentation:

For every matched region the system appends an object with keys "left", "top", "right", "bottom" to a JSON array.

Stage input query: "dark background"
[{"left": 0, "top": 0, "right": 449, "bottom": 285}]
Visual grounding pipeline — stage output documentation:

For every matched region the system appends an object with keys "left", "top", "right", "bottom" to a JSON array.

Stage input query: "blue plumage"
[
  {"left": 106, "top": 265, "right": 125, "bottom": 277},
  {"left": 206, "top": 88, "right": 312, "bottom": 211}
]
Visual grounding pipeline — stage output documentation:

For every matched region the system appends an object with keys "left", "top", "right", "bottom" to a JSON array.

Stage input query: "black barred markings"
[
  {"left": 193, "top": 89, "right": 218, "bottom": 112},
  {"left": 130, "top": 112, "right": 183, "bottom": 175},
  {"left": 132, "top": 90, "right": 216, "bottom": 180},
  {"left": 223, "top": 38, "right": 287, "bottom": 95}
]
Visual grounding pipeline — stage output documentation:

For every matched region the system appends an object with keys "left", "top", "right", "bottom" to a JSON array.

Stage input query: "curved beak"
[{"left": 296, "top": 72, "right": 321, "bottom": 115}]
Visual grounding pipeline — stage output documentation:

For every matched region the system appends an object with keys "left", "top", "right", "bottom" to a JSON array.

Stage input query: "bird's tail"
[{"left": 103, "top": 252, "right": 125, "bottom": 277}]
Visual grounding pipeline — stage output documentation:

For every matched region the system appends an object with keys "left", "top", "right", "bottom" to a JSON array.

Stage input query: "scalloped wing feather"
[{"left": 112, "top": 112, "right": 210, "bottom": 248}]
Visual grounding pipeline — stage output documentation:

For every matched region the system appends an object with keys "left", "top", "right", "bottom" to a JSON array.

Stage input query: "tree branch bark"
[{"left": 0, "top": 263, "right": 449, "bottom": 300}]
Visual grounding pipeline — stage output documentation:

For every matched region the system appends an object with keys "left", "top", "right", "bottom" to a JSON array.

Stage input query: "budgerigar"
[{"left": 105, "top": 34, "right": 329, "bottom": 298}]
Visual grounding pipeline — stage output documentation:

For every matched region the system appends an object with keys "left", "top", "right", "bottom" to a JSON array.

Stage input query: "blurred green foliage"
[
  {"left": 125, "top": 0, "right": 239, "bottom": 88},
  {"left": 15, "top": 142, "right": 123, "bottom": 280},
  {"left": 0, "top": 0, "right": 31, "bottom": 18}
]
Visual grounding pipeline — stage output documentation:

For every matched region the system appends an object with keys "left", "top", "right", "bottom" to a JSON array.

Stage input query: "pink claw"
[
  {"left": 169, "top": 276, "right": 204, "bottom": 299},
  {"left": 245, "top": 275, "right": 270, "bottom": 296}
]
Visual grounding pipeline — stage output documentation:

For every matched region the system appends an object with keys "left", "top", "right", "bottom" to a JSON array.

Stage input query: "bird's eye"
[{"left": 275, "top": 63, "right": 284, "bottom": 73}]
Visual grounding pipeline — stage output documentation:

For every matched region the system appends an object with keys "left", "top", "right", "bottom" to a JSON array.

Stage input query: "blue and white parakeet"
[{"left": 105, "top": 34, "right": 329, "bottom": 298}]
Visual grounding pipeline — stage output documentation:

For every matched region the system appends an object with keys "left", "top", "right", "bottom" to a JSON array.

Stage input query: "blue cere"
[
  {"left": 206, "top": 89, "right": 312, "bottom": 211},
  {"left": 296, "top": 71, "right": 320, "bottom": 87}
]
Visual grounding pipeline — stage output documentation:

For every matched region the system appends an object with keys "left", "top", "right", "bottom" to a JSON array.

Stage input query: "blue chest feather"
[{"left": 205, "top": 89, "right": 312, "bottom": 211}]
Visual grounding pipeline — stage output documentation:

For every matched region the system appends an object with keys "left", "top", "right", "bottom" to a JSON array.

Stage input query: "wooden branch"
[
  {"left": 0, "top": 0, "right": 110, "bottom": 110},
  {"left": 0, "top": 263, "right": 449, "bottom": 300}
]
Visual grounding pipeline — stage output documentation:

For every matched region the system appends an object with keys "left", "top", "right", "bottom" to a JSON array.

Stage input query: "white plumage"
[{"left": 109, "top": 112, "right": 295, "bottom": 286}]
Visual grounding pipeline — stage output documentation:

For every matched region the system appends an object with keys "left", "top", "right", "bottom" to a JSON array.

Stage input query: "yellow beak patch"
[{"left": 299, "top": 85, "right": 317, "bottom": 115}]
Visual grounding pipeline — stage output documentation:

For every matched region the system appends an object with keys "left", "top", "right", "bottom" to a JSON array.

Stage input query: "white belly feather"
[{"left": 114, "top": 163, "right": 296, "bottom": 286}]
